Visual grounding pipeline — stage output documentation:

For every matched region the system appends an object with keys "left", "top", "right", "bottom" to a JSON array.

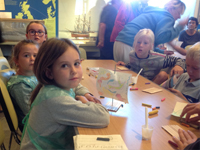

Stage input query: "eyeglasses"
[{"left": 28, "top": 29, "right": 45, "bottom": 37}]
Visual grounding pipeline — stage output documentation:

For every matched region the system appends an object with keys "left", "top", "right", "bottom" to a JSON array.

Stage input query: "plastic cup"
[
  {"left": 142, "top": 125, "right": 153, "bottom": 140},
  {"left": 132, "top": 76, "right": 138, "bottom": 84}
]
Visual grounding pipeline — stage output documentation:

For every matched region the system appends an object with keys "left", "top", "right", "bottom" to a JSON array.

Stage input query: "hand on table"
[
  {"left": 157, "top": 44, "right": 167, "bottom": 50},
  {"left": 172, "top": 129, "right": 197, "bottom": 150},
  {"left": 84, "top": 93, "right": 101, "bottom": 104},
  {"left": 164, "top": 50, "right": 174, "bottom": 55},
  {"left": 117, "top": 61, "right": 126, "bottom": 66},
  {"left": 180, "top": 102, "right": 200, "bottom": 123},
  {"left": 170, "top": 65, "right": 183, "bottom": 77},
  {"left": 75, "top": 95, "right": 89, "bottom": 104}
]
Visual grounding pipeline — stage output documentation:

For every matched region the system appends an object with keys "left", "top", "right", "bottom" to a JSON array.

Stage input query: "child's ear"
[
  {"left": 14, "top": 58, "right": 19, "bottom": 66},
  {"left": 25, "top": 34, "right": 28, "bottom": 39},
  {"left": 45, "top": 34, "right": 47, "bottom": 41},
  {"left": 45, "top": 68, "right": 54, "bottom": 79}
]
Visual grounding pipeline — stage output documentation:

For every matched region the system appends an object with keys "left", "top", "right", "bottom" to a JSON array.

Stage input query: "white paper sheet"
[
  {"left": 171, "top": 102, "right": 197, "bottom": 118},
  {"left": 73, "top": 134, "right": 128, "bottom": 150}
]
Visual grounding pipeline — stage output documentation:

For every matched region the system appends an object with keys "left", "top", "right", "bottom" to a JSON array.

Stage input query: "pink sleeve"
[{"left": 110, "top": 3, "right": 135, "bottom": 42}]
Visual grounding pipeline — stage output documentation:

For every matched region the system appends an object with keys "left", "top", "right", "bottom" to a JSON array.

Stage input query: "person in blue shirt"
[
  {"left": 161, "top": 42, "right": 200, "bottom": 103},
  {"left": 114, "top": 0, "right": 188, "bottom": 64}
]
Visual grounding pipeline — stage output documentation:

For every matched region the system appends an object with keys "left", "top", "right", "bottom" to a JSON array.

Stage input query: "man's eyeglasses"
[{"left": 28, "top": 29, "right": 45, "bottom": 37}]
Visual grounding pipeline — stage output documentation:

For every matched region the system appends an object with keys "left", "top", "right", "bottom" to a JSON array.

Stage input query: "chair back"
[
  {"left": 0, "top": 121, "right": 5, "bottom": 147},
  {"left": 79, "top": 48, "right": 87, "bottom": 59},
  {"left": 0, "top": 78, "right": 18, "bottom": 132},
  {"left": 0, "top": 48, "right": 3, "bottom": 56},
  {"left": 0, "top": 56, "right": 10, "bottom": 70},
  {"left": 0, "top": 69, "right": 15, "bottom": 85}
]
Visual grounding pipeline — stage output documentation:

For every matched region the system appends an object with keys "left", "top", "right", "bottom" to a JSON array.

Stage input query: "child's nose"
[
  {"left": 188, "top": 68, "right": 192, "bottom": 73},
  {"left": 35, "top": 32, "right": 39, "bottom": 36},
  {"left": 71, "top": 66, "right": 77, "bottom": 74},
  {"left": 31, "top": 56, "right": 35, "bottom": 60}
]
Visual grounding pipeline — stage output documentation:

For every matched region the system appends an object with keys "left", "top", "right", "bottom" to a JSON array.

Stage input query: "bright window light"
[
  {"left": 123, "top": 0, "right": 138, "bottom": 2},
  {"left": 148, "top": 0, "right": 170, "bottom": 8}
]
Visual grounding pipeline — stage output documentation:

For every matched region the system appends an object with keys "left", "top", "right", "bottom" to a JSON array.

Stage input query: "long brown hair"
[{"left": 30, "top": 38, "right": 80, "bottom": 103}]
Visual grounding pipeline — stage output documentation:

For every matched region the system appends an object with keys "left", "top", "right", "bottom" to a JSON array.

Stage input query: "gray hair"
[{"left": 164, "top": 0, "right": 186, "bottom": 15}]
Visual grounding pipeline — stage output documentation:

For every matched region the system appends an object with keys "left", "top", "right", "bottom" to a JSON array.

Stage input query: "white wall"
[{"left": 58, "top": 0, "right": 110, "bottom": 36}]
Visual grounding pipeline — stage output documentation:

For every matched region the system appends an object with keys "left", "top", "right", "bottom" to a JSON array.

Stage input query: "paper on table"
[
  {"left": 171, "top": 102, "right": 197, "bottom": 118},
  {"left": 103, "top": 100, "right": 124, "bottom": 112},
  {"left": 73, "top": 134, "right": 128, "bottom": 150},
  {"left": 142, "top": 87, "right": 162, "bottom": 94}
]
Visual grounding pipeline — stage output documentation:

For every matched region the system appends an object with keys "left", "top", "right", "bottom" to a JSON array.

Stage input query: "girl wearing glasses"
[{"left": 26, "top": 21, "right": 47, "bottom": 47}]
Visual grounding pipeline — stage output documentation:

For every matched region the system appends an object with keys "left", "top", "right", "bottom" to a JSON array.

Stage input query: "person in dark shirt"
[
  {"left": 97, "top": 0, "right": 122, "bottom": 59},
  {"left": 179, "top": 17, "right": 200, "bottom": 48}
]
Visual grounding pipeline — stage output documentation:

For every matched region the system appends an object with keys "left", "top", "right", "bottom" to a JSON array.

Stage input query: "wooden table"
[{"left": 77, "top": 60, "right": 200, "bottom": 150}]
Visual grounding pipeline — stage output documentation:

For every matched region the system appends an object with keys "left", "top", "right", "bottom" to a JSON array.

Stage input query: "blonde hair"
[
  {"left": 186, "top": 42, "right": 200, "bottom": 62},
  {"left": 133, "top": 28, "right": 154, "bottom": 50},
  {"left": 164, "top": 0, "right": 186, "bottom": 15}
]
